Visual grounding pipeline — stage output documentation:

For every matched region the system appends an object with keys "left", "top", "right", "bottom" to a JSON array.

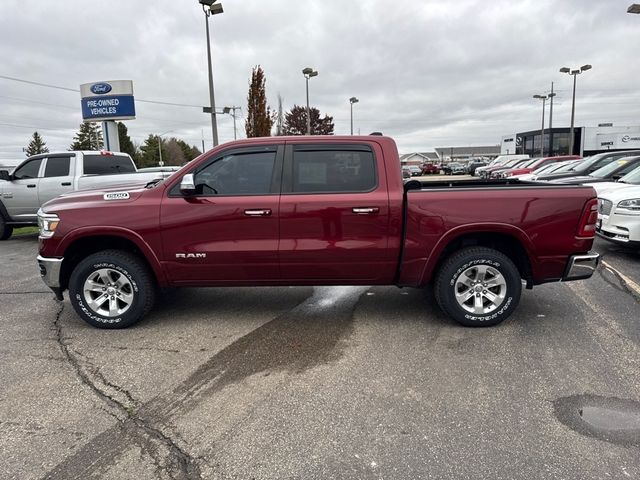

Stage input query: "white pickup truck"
[{"left": 0, "top": 151, "right": 176, "bottom": 240}]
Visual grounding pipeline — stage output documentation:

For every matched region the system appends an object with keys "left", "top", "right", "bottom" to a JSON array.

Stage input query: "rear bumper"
[
  {"left": 562, "top": 253, "right": 599, "bottom": 281},
  {"left": 37, "top": 255, "right": 64, "bottom": 300}
]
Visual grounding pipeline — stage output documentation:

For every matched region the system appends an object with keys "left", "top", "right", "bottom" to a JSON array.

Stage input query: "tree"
[
  {"left": 283, "top": 105, "right": 335, "bottom": 135},
  {"left": 245, "top": 65, "right": 273, "bottom": 137},
  {"left": 175, "top": 139, "right": 201, "bottom": 161},
  {"left": 116, "top": 122, "right": 139, "bottom": 164},
  {"left": 70, "top": 122, "right": 103, "bottom": 150},
  {"left": 138, "top": 134, "right": 162, "bottom": 168},
  {"left": 163, "top": 138, "right": 186, "bottom": 166},
  {"left": 25, "top": 131, "right": 49, "bottom": 156}
]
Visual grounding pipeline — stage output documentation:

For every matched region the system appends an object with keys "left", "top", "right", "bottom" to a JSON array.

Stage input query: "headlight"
[
  {"left": 37, "top": 209, "right": 60, "bottom": 238},
  {"left": 617, "top": 198, "right": 640, "bottom": 212}
]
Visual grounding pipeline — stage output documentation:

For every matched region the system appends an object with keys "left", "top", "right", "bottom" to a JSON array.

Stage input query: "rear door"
[
  {"left": 38, "top": 154, "right": 75, "bottom": 206},
  {"left": 1, "top": 157, "right": 43, "bottom": 220},
  {"left": 278, "top": 142, "right": 393, "bottom": 283},
  {"left": 160, "top": 144, "right": 283, "bottom": 284}
]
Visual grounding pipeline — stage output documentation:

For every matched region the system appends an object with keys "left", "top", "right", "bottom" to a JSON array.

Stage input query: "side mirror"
[
  {"left": 612, "top": 174, "right": 622, "bottom": 181},
  {"left": 180, "top": 174, "right": 196, "bottom": 195},
  {"left": 0, "top": 170, "right": 10, "bottom": 181}
]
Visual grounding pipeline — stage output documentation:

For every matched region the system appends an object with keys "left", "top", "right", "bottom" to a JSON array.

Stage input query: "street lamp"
[
  {"left": 302, "top": 67, "right": 318, "bottom": 135},
  {"left": 157, "top": 129, "right": 174, "bottom": 167},
  {"left": 349, "top": 97, "right": 359, "bottom": 135},
  {"left": 198, "top": 0, "right": 223, "bottom": 147},
  {"left": 533, "top": 95, "right": 548, "bottom": 157},
  {"left": 222, "top": 106, "right": 241, "bottom": 140},
  {"left": 560, "top": 64, "right": 592, "bottom": 155},
  {"left": 628, "top": 4, "right": 640, "bottom": 13}
]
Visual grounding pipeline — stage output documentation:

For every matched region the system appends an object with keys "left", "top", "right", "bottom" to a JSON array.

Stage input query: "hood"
[
  {"left": 598, "top": 185, "right": 640, "bottom": 202},
  {"left": 41, "top": 183, "right": 149, "bottom": 212},
  {"left": 585, "top": 181, "right": 632, "bottom": 196}
]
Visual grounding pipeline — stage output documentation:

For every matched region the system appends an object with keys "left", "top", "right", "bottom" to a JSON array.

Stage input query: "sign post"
[{"left": 80, "top": 80, "right": 136, "bottom": 152}]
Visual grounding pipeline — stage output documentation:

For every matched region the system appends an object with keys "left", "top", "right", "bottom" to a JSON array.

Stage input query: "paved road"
[{"left": 1, "top": 234, "right": 639, "bottom": 480}]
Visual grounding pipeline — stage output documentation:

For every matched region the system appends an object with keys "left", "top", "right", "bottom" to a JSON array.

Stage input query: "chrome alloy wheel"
[
  {"left": 454, "top": 265, "right": 507, "bottom": 315},
  {"left": 83, "top": 268, "right": 134, "bottom": 317}
]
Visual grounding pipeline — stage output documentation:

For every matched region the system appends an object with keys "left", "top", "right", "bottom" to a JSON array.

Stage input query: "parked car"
[
  {"left": 552, "top": 156, "right": 640, "bottom": 185},
  {"left": 401, "top": 167, "right": 411, "bottom": 180},
  {"left": 421, "top": 162, "right": 440, "bottom": 175},
  {"left": 0, "top": 151, "right": 173, "bottom": 240},
  {"left": 587, "top": 164, "right": 640, "bottom": 195},
  {"left": 488, "top": 158, "right": 533, "bottom": 178},
  {"left": 442, "top": 162, "right": 467, "bottom": 175},
  {"left": 408, "top": 165, "right": 422, "bottom": 177},
  {"left": 535, "top": 150, "right": 640, "bottom": 182},
  {"left": 500, "top": 156, "right": 581, "bottom": 178},
  {"left": 597, "top": 185, "right": 640, "bottom": 246},
  {"left": 466, "top": 160, "right": 488, "bottom": 175},
  {"left": 37, "top": 135, "right": 599, "bottom": 330},
  {"left": 512, "top": 159, "right": 582, "bottom": 181},
  {"left": 475, "top": 155, "right": 529, "bottom": 177},
  {"left": 138, "top": 166, "right": 182, "bottom": 174}
]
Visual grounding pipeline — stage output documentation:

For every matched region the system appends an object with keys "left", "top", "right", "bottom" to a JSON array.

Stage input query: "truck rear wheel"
[
  {"left": 434, "top": 247, "right": 521, "bottom": 327},
  {"left": 68, "top": 250, "right": 156, "bottom": 329},
  {"left": 0, "top": 216, "right": 13, "bottom": 240}
]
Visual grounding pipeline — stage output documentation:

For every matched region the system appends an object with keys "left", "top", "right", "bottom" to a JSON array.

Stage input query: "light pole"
[
  {"left": 198, "top": 0, "right": 223, "bottom": 147},
  {"left": 560, "top": 64, "right": 591, "bottom": 155},
  {"left": 157, "top": 129, "right": 174, "bottom": 167},
  {"left": 302, "top": 67, "right": 318, "bottom": 135},
  {"left": 533, "top": 95, "right": 547, "bottom": 157},
  {"left": 628, "top": 4, "right": 640, "bottom": 13},
  {"left": 349, "top": 97, "right": 359, "bottom": 135},
  {"left": 223, "top": 106, "right": 241, "bottom": 140}
]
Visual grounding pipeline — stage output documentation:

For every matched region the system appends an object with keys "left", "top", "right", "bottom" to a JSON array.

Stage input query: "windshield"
[
  {"left": 552, "top": 160, "right": 581, "bottom": 173},
  {"left": 620, "top": 165, "right": 640, "bottom": 184},
  {"left": 517, "top": 158, "right": 540, "bottom": 168},
  {"left": 567, "top": 154, "right": 605, "bottom": 172},
  {"left": 589, "top": 158, "right": 634, "bottom": 178}
]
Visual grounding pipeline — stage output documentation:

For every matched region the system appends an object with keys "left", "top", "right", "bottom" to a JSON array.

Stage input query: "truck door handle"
[
  {"left": 244, "top": 209, "right": 272, "bottom": 217},
  {"left": 352, "top": 207, "right": 379, "bottom": 215},
  {"left": 27, "top": 184, "right": 36, "bottom": 188},
  {"left": 61, "top": 182, "right": 71, "bottom": 186}
]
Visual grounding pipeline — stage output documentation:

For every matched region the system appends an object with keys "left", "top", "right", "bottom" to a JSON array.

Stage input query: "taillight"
[{"left": 577, "top": 198, "right": 598, "bottom": 237}]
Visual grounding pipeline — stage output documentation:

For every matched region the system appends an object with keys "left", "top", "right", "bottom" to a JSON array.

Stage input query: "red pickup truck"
[{"left": 37, "top": 136, "right": 599, "bottom": 329}]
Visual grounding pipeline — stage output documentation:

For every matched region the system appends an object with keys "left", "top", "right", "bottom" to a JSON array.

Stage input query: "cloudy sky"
[{"left": 0, "top": 0, "right": 638, "bottom": 162}]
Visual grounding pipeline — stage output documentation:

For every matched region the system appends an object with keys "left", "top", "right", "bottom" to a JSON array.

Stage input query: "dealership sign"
[{"left": 80, "top": 80, "right": 135, "bottom": 121}]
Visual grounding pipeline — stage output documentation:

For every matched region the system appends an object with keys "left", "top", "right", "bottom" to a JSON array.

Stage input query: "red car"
[
  {"left": 421, "top": 162, "right": 440, "bottom": 175},
  {"left": 502, "top": 155, "right": 582, "bottom": 178},
  {"left": 37, "top": 136, "right": 599, "bottom": 329}
]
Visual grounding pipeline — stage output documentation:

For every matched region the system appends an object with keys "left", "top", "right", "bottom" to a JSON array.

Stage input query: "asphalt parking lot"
[{"left": 1, "top": 234, "right": 639, "bottom": 480}]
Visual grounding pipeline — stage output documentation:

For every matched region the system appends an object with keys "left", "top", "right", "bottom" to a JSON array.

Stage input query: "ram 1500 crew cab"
[{"left": 36, "top": 136, "right": 600, "bottom": 329}]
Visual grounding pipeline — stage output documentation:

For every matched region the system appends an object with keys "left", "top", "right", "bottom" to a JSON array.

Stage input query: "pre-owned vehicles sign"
[{"left": 80, "top": 80, "right": 136, "bottom": 121}]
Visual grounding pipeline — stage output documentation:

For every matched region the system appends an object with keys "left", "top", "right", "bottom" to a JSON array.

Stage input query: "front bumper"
[
  {"left": 37, "top": 255, "right": 64, "bottom": 300},
  {"left": 596, "top": 211, "right": 640, "bottom": 245},
  {"left": 562, "top": 253, "right": 600, "bottom": 281}
]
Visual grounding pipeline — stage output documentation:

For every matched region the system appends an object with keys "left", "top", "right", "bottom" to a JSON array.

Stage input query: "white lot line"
[{"left": 601, "top": 259, "right": 640, "bottom": 296}]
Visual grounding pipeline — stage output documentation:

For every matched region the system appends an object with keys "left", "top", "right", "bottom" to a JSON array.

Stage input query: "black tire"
[
  {"left": 0, "top": 216, "right": 13, "bottom": 240},
  {"left": 434, "top": 247, "right": 521, "bottom": 327},
  {"left": 69, "top": 250, "right": 156, "bottom": 329}
]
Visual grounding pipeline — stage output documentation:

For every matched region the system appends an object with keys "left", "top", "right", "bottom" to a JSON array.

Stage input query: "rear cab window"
[
  {"left": 286, "top": 145, "right": 377, "bottom": 193},
  {"left": 83, "top": 154, "right": 136, "bottom": 175}
]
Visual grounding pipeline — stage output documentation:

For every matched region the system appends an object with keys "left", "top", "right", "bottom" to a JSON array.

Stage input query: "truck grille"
[{"left": 598, "top": 199, "right": 613, "bottom": 216}]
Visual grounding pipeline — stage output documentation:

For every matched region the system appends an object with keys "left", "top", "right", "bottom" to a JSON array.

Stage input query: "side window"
[
  {"left": 194, "top": 151, "right": 276, "bottom": 195},
  {"left": 291, "top": 148, "right": 377, "bottom": 193},
  {"left": 83, "top": 154, "right": 136, "bottom": 175},
  {"left": 13, "top": 158, "right": 43, "bottom": 180},
  {"left": 44, "top": 156, "right": 71, "bottom": 177}
]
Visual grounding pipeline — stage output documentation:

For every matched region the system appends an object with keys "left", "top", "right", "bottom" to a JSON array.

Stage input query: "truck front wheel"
[
  {"left": 434, "top": 247, "right": 522, "bottom": 327},
  {"left": 68, "top": 250, "right": 156, "bottom": 329},
  {"left": 0, "top": 216, "right": 13, "bottom": 240}
]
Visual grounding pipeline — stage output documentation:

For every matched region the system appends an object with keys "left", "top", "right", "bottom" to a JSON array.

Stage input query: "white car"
[
  {"left": 586, "top": 164, "right": 640, "bottom": 196},
  {"left": 597, "top": 185, "right": 640, "bottom": 246}
]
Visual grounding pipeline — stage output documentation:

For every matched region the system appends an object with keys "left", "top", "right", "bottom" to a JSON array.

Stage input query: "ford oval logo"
[{"left": 90, "top": 83, "right": 112, "bottom": 95}]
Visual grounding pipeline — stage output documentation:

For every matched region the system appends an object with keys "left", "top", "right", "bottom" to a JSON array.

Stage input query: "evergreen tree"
[
  {"left": 116, "top": 122, "right": 139, "bottom": 164},
  {"left": 164, "top": 138, "right": 186, "bottom": 166},
  {"left": 175, "top": 139, "right": 202, "bottom": 161},
  {"left": 138, "top": 134, "right": 162, "bottom": 168},
  {"left": 25, "top": 131, "right": 49, "bottom": 156},
  {"left": 70, "top": 122, "right": 103, "bottom": 150},
  {"left": 245, "top": 65, "right": 273, "bottom": 137},
  {"left": 284, "top": 105, "right": 335, "bottom": 135}
]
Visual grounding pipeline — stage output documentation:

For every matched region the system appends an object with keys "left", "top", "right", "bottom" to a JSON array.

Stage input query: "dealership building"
[{"left": 501, "top": 125, "right": 640, "bottom": 157}]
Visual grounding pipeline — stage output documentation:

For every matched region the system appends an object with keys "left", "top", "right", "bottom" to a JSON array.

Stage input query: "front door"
[
  {"left": 278, "top": 142, "right": 393, "bottom": 283},
  {"left": 160, "top": 145, "right": 283, "bottom": 285},
  {"left": 1, "top": 157, "right": 43, "bottom": 221}
]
